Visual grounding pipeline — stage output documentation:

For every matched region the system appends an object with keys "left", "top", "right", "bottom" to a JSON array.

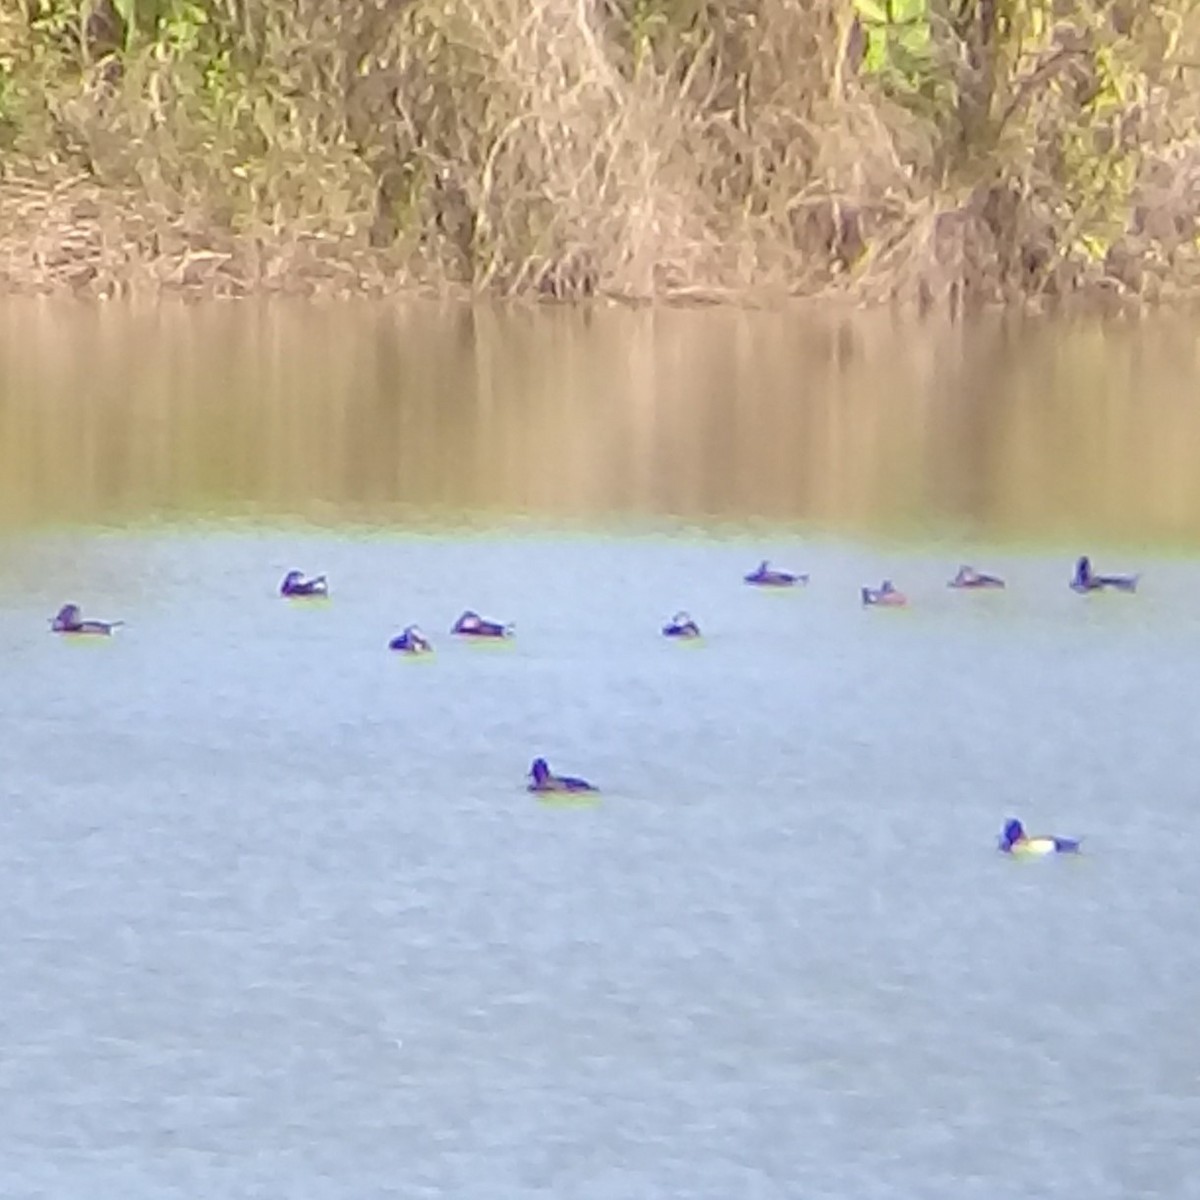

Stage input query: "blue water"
[{"left": 1, "top": 525, "right": 1197, "bottom": 1197}]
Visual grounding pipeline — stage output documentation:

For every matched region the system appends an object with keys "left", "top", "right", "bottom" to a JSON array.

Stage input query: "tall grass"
[{"left": 2, "top": 0, "right": 1200, "bottom": 304}]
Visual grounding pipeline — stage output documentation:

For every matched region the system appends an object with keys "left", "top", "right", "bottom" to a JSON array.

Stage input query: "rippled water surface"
[{"left": 1, "top": 302, "right": 1199, "bottom": 1198}]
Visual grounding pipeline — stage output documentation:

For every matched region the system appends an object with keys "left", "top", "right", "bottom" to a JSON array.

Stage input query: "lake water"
[{"left": 1, "top": 301, "right": 1198, "bottom": 1198}]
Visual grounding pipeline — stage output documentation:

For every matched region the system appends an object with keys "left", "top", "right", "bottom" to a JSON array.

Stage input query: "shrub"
[{"left": 1, "top": 0, "right": 1199, "bottom": 304}]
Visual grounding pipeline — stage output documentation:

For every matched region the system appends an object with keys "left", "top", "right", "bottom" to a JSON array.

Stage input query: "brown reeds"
[{"left": 2, "top": 0, "right": 1200, "bottom": 305}]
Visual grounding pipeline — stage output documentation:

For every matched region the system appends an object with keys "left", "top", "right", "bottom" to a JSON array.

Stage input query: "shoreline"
[{"left": 0, "top": 171, "right": 1186, "bottom": 314}]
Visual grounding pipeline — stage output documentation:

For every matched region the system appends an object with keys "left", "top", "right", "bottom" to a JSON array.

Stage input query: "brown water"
[{"left": 3, "top": 300, "right": 1200, "bottom": 542}]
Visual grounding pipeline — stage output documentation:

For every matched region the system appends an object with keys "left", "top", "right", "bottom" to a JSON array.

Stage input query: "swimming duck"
[
  {"left": 1070, "top": 556, "right": 1138, "bottom": 593},
  {"left": 662, "top": 611, "right": 701, "bottom": 638},
  {"left": 280, "top": 570, "right": 328, "bottom": 598},
  {"left": 451, "top": 610, "right": 513, "bottom": 638},
  {"left": 388, "top": 624, "right": 433, "bottom": 654},
  {"left": 998, "top": 817, "right": 1081, "bottom": 856},
  {"left": 744, "top": 560, "right": 808, "bottom": 587},
  {"left": 49, "top": 603, "right": 122, "bottom": 636},
  {"left": 527, "top": 757, "right": 597, "bottom": 794},
  {"left": 948, "top": 565, "right": 1006, "bottom": 589},
  {"left": 861, "top": 580, "right": 908, "bottom": 607}
]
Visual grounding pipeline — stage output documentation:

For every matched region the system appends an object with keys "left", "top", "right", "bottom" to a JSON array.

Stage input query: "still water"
[{"left": 1, "top": 302, "right": 1199, "bottom": 1198}]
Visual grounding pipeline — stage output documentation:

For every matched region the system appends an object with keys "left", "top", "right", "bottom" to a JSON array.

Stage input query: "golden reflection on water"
[{"left": 2, "top": 299, "right": 1200, "bottom": 544}]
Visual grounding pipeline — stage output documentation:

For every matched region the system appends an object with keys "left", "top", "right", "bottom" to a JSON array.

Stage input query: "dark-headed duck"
[
  {"left": 948, "top": 565, "right": 1005, "bottom": 589},
  {"left": 744, "top": 560, "right": 808, "bottom": 588},
  {"left": 451, "top": 610, "right": 513, "bottom": 638},
  {"left": 861, "top": 579, "right": 908, "bottom": 607},
  {"left": 662, "top": 611, "right": 701, "bottom": 639},
  {"left": 50, "top": 603, "right": 122, "bottom": 636},
  {"left": 527, "top": 757, "right": 597, "bottom": 794},
  {"left": 280, "top": 570, "right": 328, "bottom": 598},
  {"left": 389, "top": 624, "right": 433, "bottom": 654},
  {"left": 998, "top": 817, "right": 1081, "bottom": 857},
  {"left": 1070, "top": 556, "right": 1138, "bottom": 593}
]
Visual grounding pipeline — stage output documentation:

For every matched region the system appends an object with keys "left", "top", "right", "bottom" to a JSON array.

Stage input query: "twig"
[{"left": 996, "top": 47, "right": 1090, "bottom": 139}]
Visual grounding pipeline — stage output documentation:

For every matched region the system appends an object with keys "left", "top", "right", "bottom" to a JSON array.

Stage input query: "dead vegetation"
[{"left": 2, "top": 0, "right": 1200, "bottom": 306}]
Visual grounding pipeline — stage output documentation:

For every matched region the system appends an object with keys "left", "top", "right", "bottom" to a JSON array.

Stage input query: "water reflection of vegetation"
[{"left": 2, "top": 301, "right": 1200, "bottom": 543}]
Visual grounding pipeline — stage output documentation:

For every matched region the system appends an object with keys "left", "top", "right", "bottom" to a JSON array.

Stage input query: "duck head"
[
  {"left": 1074, "top": 556, "right": 1091, "bottom": 587},
  {"left": 280, "top": 570, "right": 304, "bottom": 593},
  {"left": 530, "top": 758, "right": 551, "bottom": 786},
  {"left": 1000, "top": 818, "right": 1025, "bottom": 850},
  {"left": 51, "top": 603, "right": 81, "bottom": 631}
]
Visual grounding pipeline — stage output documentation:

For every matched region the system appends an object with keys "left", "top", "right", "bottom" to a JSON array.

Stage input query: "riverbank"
[
  {"left": 0, "top": 170, "right": 426, "bottom": 301},
  {"left": 3, "top": 1, "right": 1199, "bottom": 307},
  {"left": 3, "top": 168, "right": 1198, "bottom": 311}
]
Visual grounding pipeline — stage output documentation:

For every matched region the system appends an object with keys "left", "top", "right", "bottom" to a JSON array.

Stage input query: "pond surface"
[{"left": 0, "top": 302, "right": 1198, "bottom": 1198}]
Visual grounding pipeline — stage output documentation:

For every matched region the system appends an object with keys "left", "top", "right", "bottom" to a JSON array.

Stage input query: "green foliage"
[
  {"left": 0, "top": 60, "right": 15, "bottom": 144},
  {"left": 111, "top": 0, "right": 135, "bottom": 50},
  {"left": 26, "top": 0, "right": 77, "bottom": 55},
  {"left": 855, "top": 0, "right": 931, "bottom": 73}
]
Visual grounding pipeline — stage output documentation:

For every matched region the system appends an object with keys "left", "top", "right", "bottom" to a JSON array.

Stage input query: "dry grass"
[{"left": 3, "top": 0, "right": 1200, "bottom": 305}]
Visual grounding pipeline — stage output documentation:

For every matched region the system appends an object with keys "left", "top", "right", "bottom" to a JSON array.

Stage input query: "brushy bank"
[{"left": 2, "top": 0, "right": 1200, "bottom": 307}]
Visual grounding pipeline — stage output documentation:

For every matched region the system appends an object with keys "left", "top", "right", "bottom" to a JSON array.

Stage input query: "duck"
[
  {"left": 861, "top": 579, "right": 908, "bottom": 607},
  {"left": 1070, "top": 555, "right": 1138, "bottom": 593},
  {"left": 451, "top": 610, "right": 513, "bottom": 638},
  {"left": 527, "top": 757, "right": 597, "bottom": 794},
  {"left": 662, "top": 611, "right": 701, "bottom": 639},
  {"left": 280, "top": 569, "right": 328, "bottom": 598},
  {"left": 948, "top": 565, "right": 1005, "bottom": 589},
  {"left": 744, "top": 560, "right": 808, "bottom": 588},
  {"left": 49, "top": 603, "right": 122, "bottom": 636},
  {"left": 998, "top": 817, "right": 1081, "bottom": 856},
  {"left": 388, "top": 624, "right": 433, "bottom": 654}
]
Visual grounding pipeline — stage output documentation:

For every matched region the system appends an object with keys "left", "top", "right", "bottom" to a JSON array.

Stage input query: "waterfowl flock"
[{"left": 48, "top": 553, "right": 1129, "bottom": 849}]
